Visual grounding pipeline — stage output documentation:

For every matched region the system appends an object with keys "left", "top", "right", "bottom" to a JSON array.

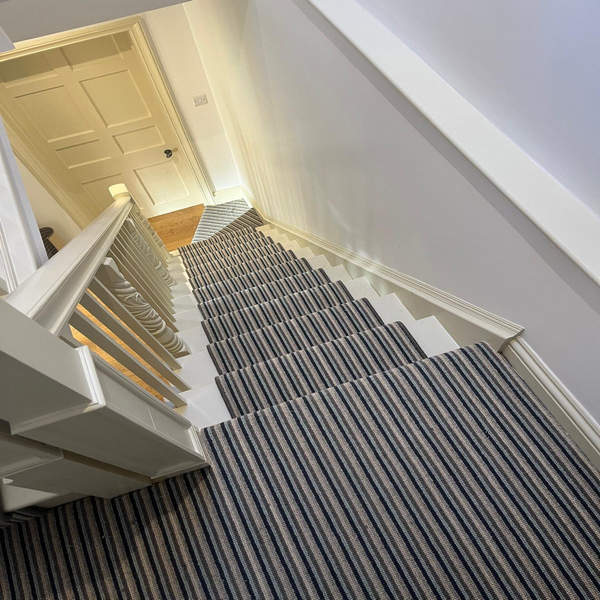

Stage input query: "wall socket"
[{"left": 193, "top": 94, "right": 208, "bottom": 107}]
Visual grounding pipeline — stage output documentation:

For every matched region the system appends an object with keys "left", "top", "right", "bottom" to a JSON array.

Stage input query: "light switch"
[{"left": 193, "top": 95, "right": 208, "bottom": 107}]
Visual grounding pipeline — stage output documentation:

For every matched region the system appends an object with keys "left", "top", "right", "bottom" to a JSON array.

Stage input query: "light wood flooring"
[{"left": 149, "top": 204, "right": 205, "bottom": 252}]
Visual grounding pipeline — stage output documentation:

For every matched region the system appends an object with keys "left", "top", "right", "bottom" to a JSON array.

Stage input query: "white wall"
[
  {"left": 186, "top": 0, "right": 600, "bottom": 421},
  {"left": 144, "top": 4, "right": 240, "bottom": 192},
  {"left": 357, "top": 0, "right": 600, "bottom": 218},
  {"left": 16, "top": 159, "right": 81, "bottom": 248},
  {"left": 0, "top": 0, "right": 186, "bottom": 43}
]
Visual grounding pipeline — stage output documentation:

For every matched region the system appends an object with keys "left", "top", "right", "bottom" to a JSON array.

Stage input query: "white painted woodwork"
[
  {"left": 345, "top": 277, "right": 380, "bottom": 301},
  {"left": 124, "top": 218, "right": 175, "bottom": 285},
  {"left": 79, "top": 291, "right": 190, "bottom": 391},
  {"left": 0, "top": 300, "right": 101, "bottom": 428},
  {"left": 98, "top": 258, "right": 188, "bottom": 357},
  {"left": 89, "top": 277, "right": 181, "bottom": 370},
  {"left": 18, "top": 353, "right": 206, "bottom": 479},
  {"left": 0, "top": 424, "right": 63, "bottom": 479},
  {"left": 264, "top": 218, "right": 522, "bottom": 350},
  {"left": 0, "top": 482, "right": 83, "bottom": 513},
  {"left": 0, "top": 115, "right": 47, "bottom": 292},
  {"left": 127, "top": 197, "right": 172, "bottom": 262},
  {"left": 192, "top": 0, "right": 600, "bottom": 421},
  {"left": 0, "top": 30, "right": 205, "bottom": 222},
  {"left": 323, "top": 265, "right": 352, "bottom": 283},
  {"left": 371, "top": 294, "right": 416, "bottom": 324},
  {"left": 69, "top": 309, "right": 187, "bottom": 407},
  {"left": 113, "top": 233, "right": 174, "bottom": 308},
  {"left": 177, "top": 351, "right": 219, "bottom": 390},
  {"left": 306, "top": 255, "right": 331, "bottom": 270},
  {"left": 175, "top": 307, "right": 204, "bottom": 332},
  {"left": 179, "top": 325, "right": 210, "bottom": 354},
  {"left": 108, "top": 244, "right": 177, "bottom": 328},
  {"left": 8, "top": 451, "right": 149, "bottom": 499},
  {"left": 172, "top": 293, "right": 199, "bottom": 314},
  {"left": 176, "top": 383, "right": 232, "bottom": 429},
  {"left": 5, "top": 196, "right": 132, "bottom": 334},
  {"left": 116, "top": 229, "right": 173, "bottom": 303},
  {"left": 405, "top": 316, "right": 460, "bottom": 358}
]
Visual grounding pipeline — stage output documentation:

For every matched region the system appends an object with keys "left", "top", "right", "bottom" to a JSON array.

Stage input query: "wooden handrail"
[{"left": 5, "top": 198, "right": 133, "bottom": 335}]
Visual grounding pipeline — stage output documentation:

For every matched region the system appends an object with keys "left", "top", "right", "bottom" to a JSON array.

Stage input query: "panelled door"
[{"left": 0, "top": 32, "right": 207, "bottom": 224}]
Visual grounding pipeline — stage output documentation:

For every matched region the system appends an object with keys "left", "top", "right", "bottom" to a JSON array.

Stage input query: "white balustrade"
[{"left": 1, "top": 183, "right": 206, "bottom": 508}]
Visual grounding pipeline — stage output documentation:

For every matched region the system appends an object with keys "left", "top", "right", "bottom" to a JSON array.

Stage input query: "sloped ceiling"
[{"left": 0, "top": 0, "right": 189, "bottom": 43}]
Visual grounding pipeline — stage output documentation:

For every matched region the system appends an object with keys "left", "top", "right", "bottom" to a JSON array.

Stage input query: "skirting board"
[
  {"left": 251, "top": 202, "right": 600, "bottom": 469},
  {"left": 504, "top": 339, "right": 600, "bottom": 470},
  {"left": 259, "top": 212, "right": 523, "bottom": 351}
]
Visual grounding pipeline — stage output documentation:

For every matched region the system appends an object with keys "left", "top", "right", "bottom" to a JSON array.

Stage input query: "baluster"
[
  {"left": 130, "top": 204, "right": 171, "bottom": 263},
  {"left": 123, "top": 219, "right": 175, "bottom": 286},
  {"left": 97, "top": 259, "right": 188, "bottom": 357},
  {"left": 89, "top": 277, "right": 181, "bottom": 370},
  {"left": 115, "top": 230, "right": 173, "bottom": 306},
  {"left": 79, "top": 291, "right": 190, "bottom": 392},
  {"left": 69, "top": 309, "right": 187, "bottom": 407},
  {"left": 108, "top": 245, "right": 177, "bottom": 329}
]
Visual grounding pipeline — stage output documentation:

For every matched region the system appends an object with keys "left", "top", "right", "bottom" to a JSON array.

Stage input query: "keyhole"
[{"left": 164, "top": 149, "right": 173, "bottom": 159}]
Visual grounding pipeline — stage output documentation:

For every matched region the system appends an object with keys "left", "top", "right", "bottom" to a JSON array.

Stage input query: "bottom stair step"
[
  {"left": 216, "top": 321, "right": 427, "bottom": 418},
  {"left": 6, "top": 343, "right": 598, "bottom": 598}
]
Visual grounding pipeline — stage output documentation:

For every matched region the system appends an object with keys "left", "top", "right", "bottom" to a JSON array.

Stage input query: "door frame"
[{"left": 0, "top": 16, "right": 216, "bottom": 227}]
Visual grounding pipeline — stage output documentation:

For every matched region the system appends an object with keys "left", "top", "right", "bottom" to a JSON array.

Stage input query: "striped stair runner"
[
  {"left": 189, "top": 250, "right": 298, "bottom": 288},
  {"left": 216, "top": 321, "right": 426, "bottom": 417},
  {"left": 191, "top": 199, "right": 250, "bottom": 242},
  {"left": 213, "top": 207, "right": 264, "bottom": 237},
  {"left": 198, "top": 269, "right": 333, "bottom": 319},
  {"left": 207, "top": 298, "right": 385, "bottom": 374},
  {"left": 184, "top": 241, "right": 287, "bottom": 272},
  {"left": 201, "top": 280, "right": 354, "bottom": 343},
  {"left": 3, "top": 206, "right": 599, "bottom": 600},
  {"left": 2, "top": 344, "right": 599, "bottom": 599},
  {"left": 181, "top": 234, "right": 273, "bottom": 261},
  {"left": 180, "top": 229, "right": 266, "bottom": 258},
  {"left": 192, "top": 258, "right": 314, "bottom": 304}
]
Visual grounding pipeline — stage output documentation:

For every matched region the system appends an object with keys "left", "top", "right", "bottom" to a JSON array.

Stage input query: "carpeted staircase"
[{"left": 1, "top": 205, "right": 599, "bottom": 599}]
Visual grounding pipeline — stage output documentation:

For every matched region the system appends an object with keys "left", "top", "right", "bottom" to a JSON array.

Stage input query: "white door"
[{"left": 0, "top": 32, "right": 207, "bottom": 224}]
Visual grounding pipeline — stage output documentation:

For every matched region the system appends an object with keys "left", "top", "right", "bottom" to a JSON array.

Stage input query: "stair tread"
[
  {"left": 181, "top": 233, "right": 275, "bottom": 260},
  {"left": 208, "top": 298, "right": 384, "bottom": 374},
  {"left": 216, "top": 320, "right": 427, "bottom": 417},
  {"left": 202, "top": 280, "right": 354, "bottom": 343},
  {"left": 183, "top": 241, "right": 285, "bottom": 273},
  {"left": 189, "top": 250, "right": 298, "bottom": 288},
  {"left": 198, "top": 268, "right": 333, "bottom": 318},
  {"left": 193, "top": 258, "right": 314, "bottom": 303}
]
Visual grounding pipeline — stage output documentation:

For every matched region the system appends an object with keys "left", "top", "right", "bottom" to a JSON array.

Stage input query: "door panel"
[{"left": 0, "top": 32, "right": 204, "bottom": 221}]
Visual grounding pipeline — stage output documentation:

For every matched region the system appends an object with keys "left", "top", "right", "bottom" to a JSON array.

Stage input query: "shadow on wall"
[{"left": 289, "top": 0, "right": 600, "bottom": 319}]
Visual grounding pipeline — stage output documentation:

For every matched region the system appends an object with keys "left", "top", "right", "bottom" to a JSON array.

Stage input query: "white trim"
[
  {"left": 212, "top": 185, "right": 251, "bottom": 206},
  {"left": 262, "top": 213, "right": 523, "bottom": 350},
  {"left": 503, "top": 339, "right": 600, "bottom": 470},
  {"left": 309, "top": 0, "right": 600, "bottom": 289}
]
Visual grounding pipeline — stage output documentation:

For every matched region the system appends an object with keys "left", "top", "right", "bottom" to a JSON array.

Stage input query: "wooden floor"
[{"left": 149, "top": 204, "right": 205, "bottom": 252}]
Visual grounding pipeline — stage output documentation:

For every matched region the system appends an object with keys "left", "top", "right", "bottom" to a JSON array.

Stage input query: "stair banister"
[
  {"left": 1, "top": 186, "right": 206, "bottom": 492},
  {"left": 5, "top": 197, "right": 133, "bottom": 335}
]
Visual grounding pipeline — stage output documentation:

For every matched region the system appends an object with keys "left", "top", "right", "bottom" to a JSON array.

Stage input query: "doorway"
[{"left": 0, "top": 18, "right": 214, "bottom": 227}]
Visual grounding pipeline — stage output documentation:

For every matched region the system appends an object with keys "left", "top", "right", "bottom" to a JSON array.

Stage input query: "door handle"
[{"left": 164, "top": 149, "right": 173, "bottom": 159}]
